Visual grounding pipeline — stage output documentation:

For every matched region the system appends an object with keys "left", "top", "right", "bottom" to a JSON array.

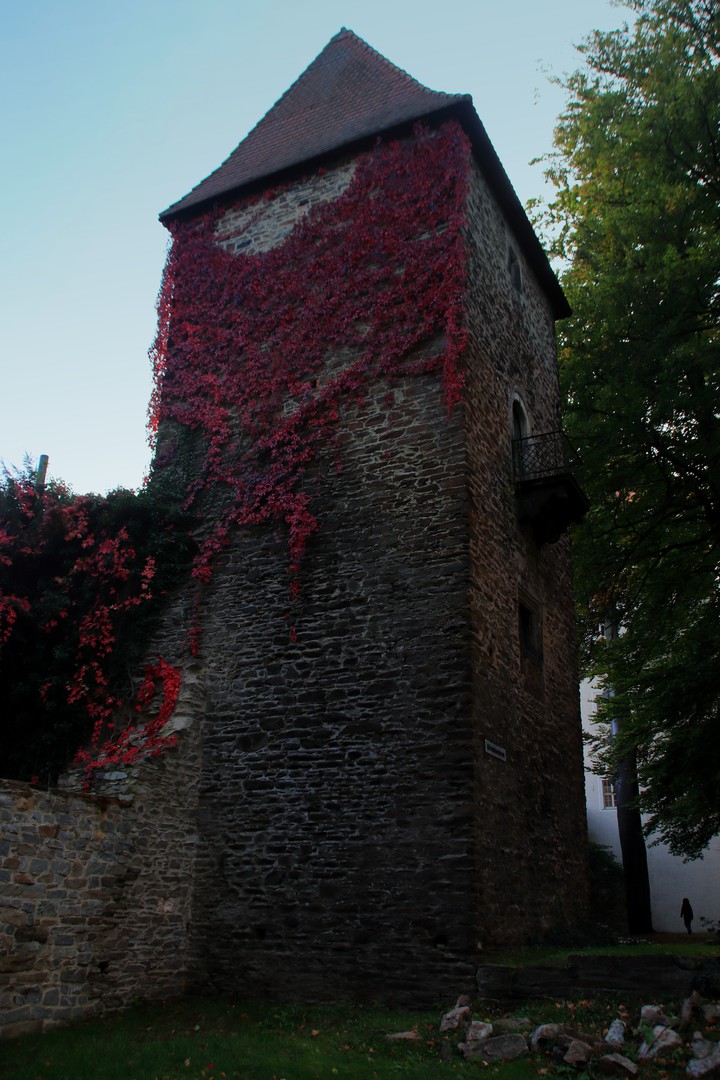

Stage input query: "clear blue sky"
[{"left": 1, "top": 0, "right": 630, "bottom": 494}]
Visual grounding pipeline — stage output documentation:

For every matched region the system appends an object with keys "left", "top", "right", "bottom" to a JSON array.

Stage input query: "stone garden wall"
[
  {"left": 0, "top": 661, "right": 203, "bottom": 1038},
  {"left": 1, "top": 782, "right": 131, "bottom": 1037}
]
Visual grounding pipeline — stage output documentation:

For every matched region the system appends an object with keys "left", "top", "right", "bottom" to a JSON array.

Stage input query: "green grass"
[
  {"left": 483, "top": 936, "right": 720, "bottom": 967},
  {"left": 0, "top": 994, "right": 708, "bottom": 1080},
  {"left": 0, "top": 999, "right": 535, "bottom": 1080}
]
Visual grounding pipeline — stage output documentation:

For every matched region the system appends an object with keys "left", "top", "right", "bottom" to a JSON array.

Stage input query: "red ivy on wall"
[
  {"left": 1, "top": 120, "right": 472, "bottom": 786},
  {"left": 150, "top": 120, "right": 471, "bottom": 594},
  {"left": 73, "top": 656, "right": 180, "bottom": 784}
]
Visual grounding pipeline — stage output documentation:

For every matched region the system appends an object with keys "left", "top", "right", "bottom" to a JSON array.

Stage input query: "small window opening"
[
  {"left": 512, "top": 400, "right": 528, "bottom": 441},
  {"left": 519, "top": 597, "right": 543, "bottom": 667},
  {"left": 508, "top": 249, "right": 523, "bottom": 293},
  {"left": 602, "top": 779, "right": 617, "bottom": 809}
]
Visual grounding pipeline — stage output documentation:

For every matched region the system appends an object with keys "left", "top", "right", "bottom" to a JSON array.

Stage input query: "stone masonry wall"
[
  {"left": 1, "top": 783, "right": 131, "bottom": 1038},
  {"left": 178, "top": 131, "right": 588, "bottom": 1003},
  {"left": 462, "top": 158, "right": 589, "bottom": 947},
  {"left": 187, "top": 374, "right": 477, "bottom": 1005},
  {"left": 173, "top": 144, "right": 479, "bottom": 1005},
  {"left": 0, "top": 658, "right": 204, "bottom": 1038},
  {"left": 0, "top": 126, "right": 589, "bottom": 1032}
]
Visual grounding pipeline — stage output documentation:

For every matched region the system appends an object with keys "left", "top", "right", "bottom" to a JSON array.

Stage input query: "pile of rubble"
[{"left": 393, "top": 993, "right": 720, "bottom": 1075}]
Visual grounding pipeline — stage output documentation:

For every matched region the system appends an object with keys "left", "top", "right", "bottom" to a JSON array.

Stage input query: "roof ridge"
[
  {"left": 160, "top": 30, "right": 469, "bottom": 221},
  {"left": 158, "top": 30, "right": 569, "bottom": 317},
  {"left": 332, "top": 27, "right": 461, "bottom": 100}
]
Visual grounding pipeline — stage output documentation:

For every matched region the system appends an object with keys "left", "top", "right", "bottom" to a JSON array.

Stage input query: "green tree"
[{"left": 542, "top": 0, "right": 720, "bottom": 860}]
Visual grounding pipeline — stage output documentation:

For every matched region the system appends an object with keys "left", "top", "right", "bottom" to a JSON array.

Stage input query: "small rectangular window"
[
  {"left": 602, "top": 779, "right": 617, "bottom": 809},
  {"left": 518, "top": 596, "right": 543, "bottom": 667}
]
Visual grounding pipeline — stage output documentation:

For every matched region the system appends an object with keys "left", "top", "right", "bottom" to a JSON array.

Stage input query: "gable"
[
  {"left": 161, "top": 28, "right": 467, "bottom": 221},
  {"left": 160, "top": 29, "right": 569, "bottom": 319}
]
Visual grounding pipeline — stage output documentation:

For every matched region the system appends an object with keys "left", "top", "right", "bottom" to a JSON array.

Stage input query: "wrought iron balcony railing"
[
  {"left": 512, "top": 430, "right": 582, "bottom": 484},
  {"left": 511, "top": 430, "right": 589, "bottom": 544}
]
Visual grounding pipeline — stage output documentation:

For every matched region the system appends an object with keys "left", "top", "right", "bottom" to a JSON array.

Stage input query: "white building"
[{"left": 582, "top": 681, "right": 720, "bottom": 934}]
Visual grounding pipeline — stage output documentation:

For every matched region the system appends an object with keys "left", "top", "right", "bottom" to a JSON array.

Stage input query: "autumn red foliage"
[
  {"left": 1, "top": 121, "right": 471, "bottom": 785},
  {"left": 150, "top": 121, "right": 471, "bottom": 593}
]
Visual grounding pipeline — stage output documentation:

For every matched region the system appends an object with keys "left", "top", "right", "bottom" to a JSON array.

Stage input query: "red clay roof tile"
[
  {"left": 160, "top": 29, "right": 569, "bottom": 317},
  {"left": 161, "top": 28, "right": 468, "bottom": 220}
]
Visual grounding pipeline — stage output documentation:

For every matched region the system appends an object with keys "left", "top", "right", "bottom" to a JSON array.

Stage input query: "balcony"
[{"left": 512, "top": 431, "right": 589, "bottom": 544}]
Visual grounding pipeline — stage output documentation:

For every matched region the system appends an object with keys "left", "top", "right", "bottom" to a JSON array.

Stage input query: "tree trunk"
[
  {"left": 613, "top": 730, "right": 654, "bottom": 934},
  {"left": 603, "top": 620, "right": 653, "bottom": 935}
]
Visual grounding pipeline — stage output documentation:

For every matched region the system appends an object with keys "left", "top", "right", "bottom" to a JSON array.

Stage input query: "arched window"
[
  {"left": 512, "top": 399, "right": 528, "bottom": 442},
  {"left": 508, "top": 248, "right": 523, "bottom": 294}
]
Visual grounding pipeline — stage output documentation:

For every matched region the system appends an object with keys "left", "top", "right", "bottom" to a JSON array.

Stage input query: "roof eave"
[
  {"left": 158, "top": 93, "right": 468, "bottom": 224},
  {"left": 160, "top": 99, "right": 570, "bottom": 321}
]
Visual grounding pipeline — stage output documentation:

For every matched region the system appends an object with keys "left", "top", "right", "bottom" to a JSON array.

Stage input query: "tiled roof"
[
  {"left": 160, "top": 29, "right": 569, "bottom": 317},
  {"left": 161, "top": 29, "right": 469, "bottom": 220}
]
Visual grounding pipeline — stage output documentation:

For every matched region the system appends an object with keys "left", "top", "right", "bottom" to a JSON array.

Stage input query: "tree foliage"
[
  {"left": 0, "top": 465, "right": 196, "bottom": 785},
  {"left": 541, "top": 0, "right": 720, "bottom": 858},
  {"left": 1, "top": 124, "right": 471, "bottom": 786}
]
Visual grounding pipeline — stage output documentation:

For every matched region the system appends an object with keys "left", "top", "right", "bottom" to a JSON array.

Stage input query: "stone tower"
[{"left": 154, "top": 29, "right": 589, "bottom": 1003}]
